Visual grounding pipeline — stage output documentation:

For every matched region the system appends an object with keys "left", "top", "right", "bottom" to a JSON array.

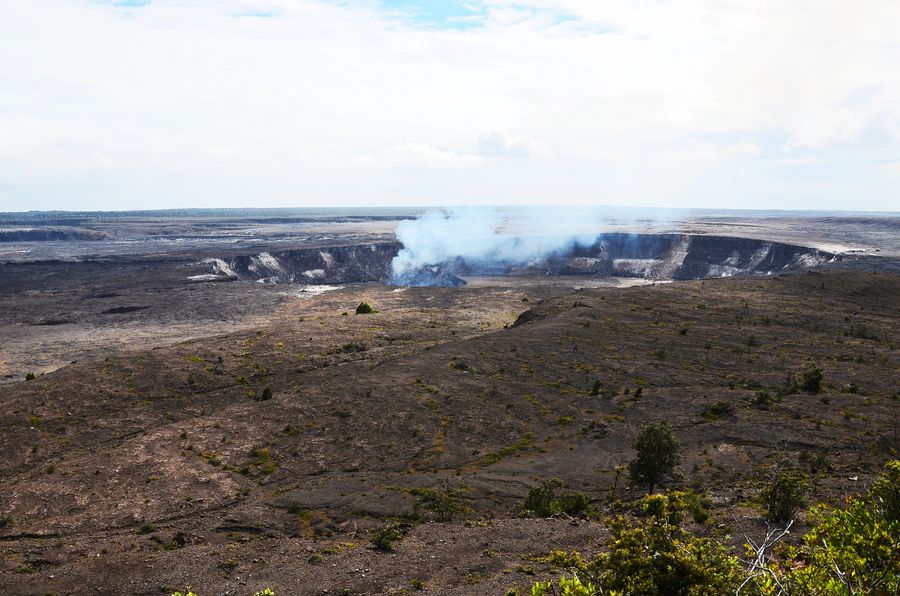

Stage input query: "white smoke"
[{"left": 390, "top": 207, "right": 608, "bottom": 283}]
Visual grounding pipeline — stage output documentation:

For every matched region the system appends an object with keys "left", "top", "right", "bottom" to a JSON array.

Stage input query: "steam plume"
[{"left": 390, "top": 207, "right": 603, "bottom": 285}]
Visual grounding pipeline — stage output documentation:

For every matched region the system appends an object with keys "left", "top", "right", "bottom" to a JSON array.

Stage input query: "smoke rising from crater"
[{"left": 390, "top": 207, "right": 606, "bottom": 284}]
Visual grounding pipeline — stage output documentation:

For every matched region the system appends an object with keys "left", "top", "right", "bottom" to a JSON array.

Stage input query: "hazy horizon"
[{"left": 0, "top": 204, "right": 900, "bottom": 217}]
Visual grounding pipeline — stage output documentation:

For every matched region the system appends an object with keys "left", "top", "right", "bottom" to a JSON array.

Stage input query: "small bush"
[
  {"left": 629, "top": 421, "right": 681, "bottom": 493},
  {"left": 370, "top": 523, "right": 405, "bottom": 551},
  {"left": 137, "top": 522, "right": 156, "bottom": 535},
  {"left": 355, "top": 302, "right": 374, "bottom": 314},
  {"left": 255, "top": 386, "right": 273, "bottom": 401},
  {"left": 25, "top": 372, "right": 36, "bottom": 381},
  {"left": 518, "top": 478, "right": 592, "bottom": 518},
  {"left": 701, "top": 401, "right": 734, "bottom": 421},
  {"left": 338, "top": 342, "right": 367, "bottom": 353},
  {"left": 410, "top": 483, "right": 466, "bottom": 521},
  {"left": 751, "top": 389, "right": 775, "bottom": 409},
  {"left": 450, "top": 359, "right": 472, "bottom": 372},
  {"left": 761, "top": 464, "right": 808, "bottom": 523},
  {"left": 530, "top": 575, "right": 597, "bottom": 595},
  {"left": 797, "top": 367, "right": 823, "bottom": 393},
  {"left": 799, "top": 447, "right": 829, "bottom": 473},
  {"left": 171, "top": 589, "right": 197, "bottom": 596}
]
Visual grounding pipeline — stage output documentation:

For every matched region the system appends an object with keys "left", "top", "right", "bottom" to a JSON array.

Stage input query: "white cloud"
[
  {"left": 385, "top": 143, "right": 483, "bottom": 168},
  {"left": 478, "top": 130, "right": 550, "bottom": 158},
  {"left": 0, "top": 0, "right": 898, "bottom": 211},
  {"left": 727, "top": 142, "right": 762, "bottom": 157}
]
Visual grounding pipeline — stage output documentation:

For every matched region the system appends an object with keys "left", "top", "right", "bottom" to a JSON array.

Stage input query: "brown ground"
[{"left": 0, "top": 271, "right": 898, "bottom": 595}]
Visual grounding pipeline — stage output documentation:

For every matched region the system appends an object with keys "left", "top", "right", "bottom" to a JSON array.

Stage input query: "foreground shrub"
[
  {"left": 760, "top": 464, "right": 808, "bottom": 523},
  {"left": 518, "top": 479, "right": 592, "bottom": 518},
  {"left": 534, "top": 462, "right": 900, "bottom": 596},
  {"left": 531, "top": 491, "right": 741, "bottom": 595},
  {"left": 355, "top": 302, "right": 374, "bottom": 314},
  {"left": 530, "top": 575, "right": 597, "bottom": 595},
  {"left": 629, "top": 421, "right": 681, "bottom": 493},
  {"left": 745, "top": 460, "right": 900, "bottom": 595},
  {"left": 597, "top": 494, "right": 742, "bottom": 595}
]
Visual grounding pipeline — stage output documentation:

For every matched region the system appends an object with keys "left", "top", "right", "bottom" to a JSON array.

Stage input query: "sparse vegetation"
[
  {"left": 533, "top": 463, "right": 900, "bottom": 595},
  {"left": 450, "top": 358, "right": 472, "bottom": 372},
  {"left": 337, "top": 342, "right": 367, "bottom": 353},
  {"left": 137, "top": 522, "right": 156, "bottom": 535},
  {"left": 409, "top": 483, "right": 467, "bottom": 521},
  {"left": 4, "top": 267, "right": 899, "bottom": 593},
  {"left": 701, "top": 400, "right": 734, "bottom": 421},
  {"left": 629, "top": 421, "right": 681, "bottom": 493},
  {"left": 797, "top": 366, "right": 823, "bottom": 393},
  {"left": 530, "top": 491, "right": 741, "bottom": 595},
  {"left": 355, "top": 302, "right": 374, "bottom": 314},
  {"left": 751, "top": 388, "right": 776, "bottom": 409},
  {"left": 760, "top": 463, "right": 808, "bottom": 523},
  {"left": 518, "top": 478, "right": 592, "bottom": 518},
  {"left": 370, "top": 522, "right": 405, "bottom": 551}
]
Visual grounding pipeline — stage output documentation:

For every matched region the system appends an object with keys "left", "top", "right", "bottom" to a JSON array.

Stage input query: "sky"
[{"left": 1, "top": 0, "right": 899, "bottom": 212}]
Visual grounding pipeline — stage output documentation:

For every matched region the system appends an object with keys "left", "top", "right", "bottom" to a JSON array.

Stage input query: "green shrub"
[
  {"left": 530, "top": 575, "right": 597, "bottom": 595},
  {"left": 760, "top": 464, "right": 808, "bottom": 523},
  {"left": 531, "top": 492, "right": 741, "bottom": 595},
  {"left": 799, "top": 447, "right": 829, "bottom": 473},
  {"left": 370, "top": 523, "right": 405, "bottom": 551},
  {"left": 518, "top": 478, "right": 592, "bottom": 518},
  {"left": 338, "top": 342, "right": 367, "bottom": 353},
  {"left": 745, "top": 460, "right": 900, "bottom": 594},
  {"left": 137, "top": 522, "right": 156, "bottom": 534},
  {"left": 171, "top": 589, "right": 197, "bottom": 596},
  {"left": 355, "top": 302, "right": 374, "bottom": 314},
  {"left": 871, "top": 459, "right": 900, "bottom": 522},
  {"left": 450, "top": 359, "right": 472, "bottom": 372},
  {"left": 701, "top": 401, "right": 734, "bottom": 421},
  {"left": 751, "top": 389, "right": 776, "bottom": 409},
  {"left": 532, "top": 462, "right": 900, "bottom": 596},
  {"left": 629, "top": 421, "right": 681, "bottom": 493},
  {"left": 797, "top": 367, "right": 823, "bottom": 393},
  {"left": 25, "top": 372, "right": 36, "bottom": 381},
  {"left": 410, "top": 484, "right": 466, "bottom": 522},
  {"left": 253, "top": 590, "right": 276, "bottom": 596}
]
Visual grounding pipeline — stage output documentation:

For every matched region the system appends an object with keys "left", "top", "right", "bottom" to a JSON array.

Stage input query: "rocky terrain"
[
  {"left": 1, "top": 209, "right": 898, "bottom": 594},
  {"left": 0, "top": 270, "right": 898, "bottom": 595}
]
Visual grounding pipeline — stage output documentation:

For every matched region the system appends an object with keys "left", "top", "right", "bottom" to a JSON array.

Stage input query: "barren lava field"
[{"left": 0, "top": 269, "right": 898, "bottom": 595}]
